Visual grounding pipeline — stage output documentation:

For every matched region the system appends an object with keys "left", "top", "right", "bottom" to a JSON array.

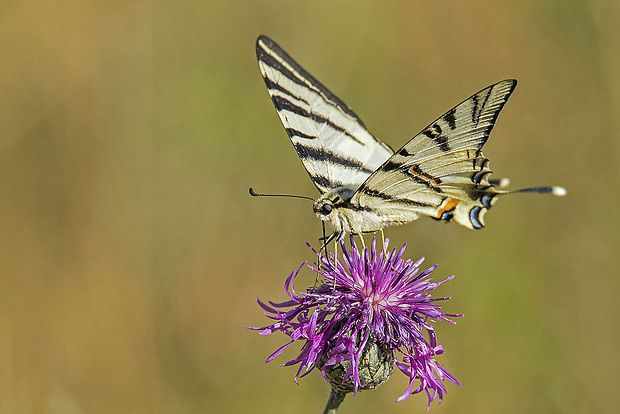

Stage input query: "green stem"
[{"left": 322, "top": 388, "right": 347, "bottom": 414}]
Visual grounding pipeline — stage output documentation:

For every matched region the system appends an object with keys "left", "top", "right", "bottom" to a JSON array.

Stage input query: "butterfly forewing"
[
  {"left": 352, "top": 80, "right": 517, "bottom": 229},
  {"left": 256, "top": 36, "right": 393, "bottom": 193}
]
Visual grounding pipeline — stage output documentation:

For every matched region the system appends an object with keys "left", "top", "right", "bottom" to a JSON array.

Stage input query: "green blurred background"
[{"left": 1, "top": 0, "right": 618, "bottom": 413}]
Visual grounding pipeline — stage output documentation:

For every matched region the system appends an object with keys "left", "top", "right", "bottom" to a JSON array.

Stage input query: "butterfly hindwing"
[
  {"left": 352, "top": 80, "right": 517, "bottom": 229},
  {"left": 256, "top": 36, "right": 393, "bottom": 193}
]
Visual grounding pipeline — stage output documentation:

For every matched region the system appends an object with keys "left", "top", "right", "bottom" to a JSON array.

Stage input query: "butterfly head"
[
  {"left": 313, "top": 185, "right": 359, "bottom": 228},
  {"left": 313, "top": 196, "right": 336, "bottom": 220}
]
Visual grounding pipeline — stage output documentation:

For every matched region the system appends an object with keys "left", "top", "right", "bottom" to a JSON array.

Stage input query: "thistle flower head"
[{"left": 249, "top": 237, "right": 461, "bottom": 408}]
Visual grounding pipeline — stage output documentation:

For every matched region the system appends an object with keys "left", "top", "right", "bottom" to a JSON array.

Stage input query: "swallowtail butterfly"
[{"left": 256, "top": 35, "right": 565, "bottom": 241}]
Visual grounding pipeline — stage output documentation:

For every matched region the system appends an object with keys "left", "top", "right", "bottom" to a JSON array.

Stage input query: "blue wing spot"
[
  {"left": 469, "top": 206, "right": 485, "bottom": 229},
  {"left": 481, "top": 193, "right": 496, "bottom": 208}
]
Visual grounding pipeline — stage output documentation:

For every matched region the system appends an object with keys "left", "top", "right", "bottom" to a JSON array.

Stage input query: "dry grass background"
[{"left": 1, "top": 1, "right": 619, "bottom": 413}]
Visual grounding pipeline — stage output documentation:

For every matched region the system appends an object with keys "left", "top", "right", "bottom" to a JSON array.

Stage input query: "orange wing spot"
[
  {"left": 408, "top": 166, "right": 440, "bottom": 185},
  {"left": 436, "top": 198, "right": 459, "bottom": 219}
]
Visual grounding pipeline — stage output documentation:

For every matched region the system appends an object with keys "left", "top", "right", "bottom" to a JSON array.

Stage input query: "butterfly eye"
[{"left": 320, "top": 204, "right": 333, "bottom": 215}]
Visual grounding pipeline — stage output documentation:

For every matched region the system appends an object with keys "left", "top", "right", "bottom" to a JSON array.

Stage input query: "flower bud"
[{"left": 319, "top": 339, "right": 395, "bottom": 393}]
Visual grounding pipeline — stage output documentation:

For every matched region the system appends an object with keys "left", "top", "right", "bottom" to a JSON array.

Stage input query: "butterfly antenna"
[
  {"left": 249, "top": 187, "right": 315, "bottom": 201},
  {"left": 511, "top": 186, "right": 567, "bottom": 196}
]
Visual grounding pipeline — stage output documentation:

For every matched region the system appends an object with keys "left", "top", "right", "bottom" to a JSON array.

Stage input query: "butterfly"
[{"left": 255, "top": 35, "right": 565, "bottom": 243}]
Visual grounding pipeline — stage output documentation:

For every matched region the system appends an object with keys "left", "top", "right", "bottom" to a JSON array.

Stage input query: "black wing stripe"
[
  {"left": 263, "top": 78, "right": 310, "bottom": 105},
  {"left": 381, "top": 160, "right": 402, "bottom": 172},
  {"left": 422, "top": 124, "right": 451, "bottom": 152},
  {"left": 271, "top": 95, "right": 365, "bottom": 145},
  {"left": 312, "top": 175, "right": 344, "bottom": 191},
  {"left": 471, "top": 93, "right": 480, "bottom": 125},
  {"left": 477, "top": 88, "right": 494, "bottom": 126},
  {"left": 409, "top": 164, "right": 442, "bottom": 185},
  {"left": 404, "top": 171, "right": 443, "bottom": 193},
  {"left": 369, "top": 159, "right": 444, "bottom": 193},
  {"left": 271, "top": 95, "right": 312, "bottom": 119},
  {"left": 444, "top": 108, "right": 457, "bottom": 130},
  {"left": 285, "top": 128, "right": 316, "bottom": 140},
  {"left": 358, "top": 187, "right": 434, "bottom": 208},
  {"left": 293, "top": 143, "right": 374, "bottom": 172}
]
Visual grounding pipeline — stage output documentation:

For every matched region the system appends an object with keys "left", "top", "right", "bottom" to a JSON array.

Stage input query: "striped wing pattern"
[
  {"left": 353, "top": 80, "right": 517, "bottom": 229},
  {"left": 256, "top": 36, "right": 393, "bottom": 193}
]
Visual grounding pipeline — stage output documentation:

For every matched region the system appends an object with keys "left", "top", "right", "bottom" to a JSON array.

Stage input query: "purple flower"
[{"left": 249, "top": 237, "right": 461, "bottom": 409}]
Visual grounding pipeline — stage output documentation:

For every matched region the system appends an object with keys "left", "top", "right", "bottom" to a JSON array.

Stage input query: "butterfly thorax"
[{"left": 313, "top": 185, "right": 387, "bottom": 234}]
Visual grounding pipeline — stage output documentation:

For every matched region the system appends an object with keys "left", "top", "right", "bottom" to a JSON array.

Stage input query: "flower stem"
[{"left": 322, "top": 388, "right": 346, "bottom": 414}]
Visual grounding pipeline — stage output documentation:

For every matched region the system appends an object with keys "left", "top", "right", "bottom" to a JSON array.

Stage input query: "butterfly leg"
[
  {"left": 319, "top": 230, "right": 344, "bottom": 269},
  {"left": 334, "top": 237, "right": 338, "bottom": 266},
  {"left": 319, "top": 231, "right": 335, "bottom": 248},
  {"left": 318, "top": 222, "right": 329, "bottom": 269},
  {"left": 317, "top": 229, "right": 340, "bottom": 288}
]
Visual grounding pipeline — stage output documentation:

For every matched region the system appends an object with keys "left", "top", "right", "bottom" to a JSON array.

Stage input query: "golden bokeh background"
[{"left": 1, "top": 1, "right": 618, "bottom": 413}]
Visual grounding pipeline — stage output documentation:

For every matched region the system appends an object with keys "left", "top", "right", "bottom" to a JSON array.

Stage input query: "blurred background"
[{"left": 1, "top": 0, "right": 618, "bottom": 413}]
